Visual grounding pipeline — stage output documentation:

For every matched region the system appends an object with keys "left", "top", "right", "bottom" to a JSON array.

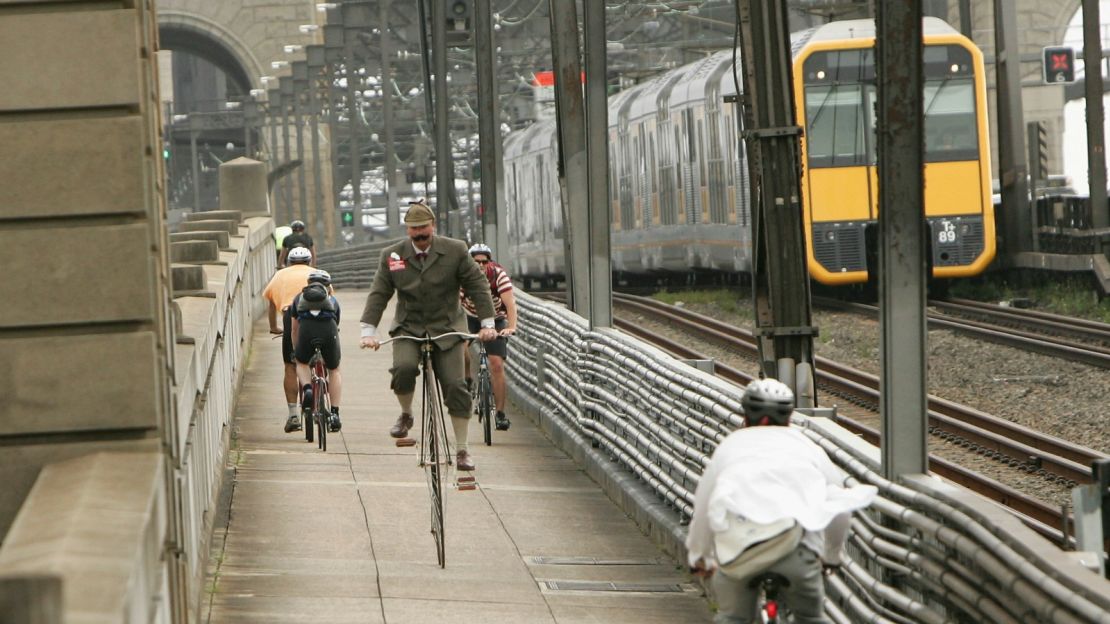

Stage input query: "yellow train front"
[{"left": 795, "top": 18, "right": 996, "bottom": 285}]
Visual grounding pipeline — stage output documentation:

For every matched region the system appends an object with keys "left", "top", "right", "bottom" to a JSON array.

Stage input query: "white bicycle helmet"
[
  {"left": 741, "top": 378, "right": 795, "bottom": 426},
  {"left": 307, "top": 270, "right": 331, "bottom": 285},
  {"left": 287, "top": 246, "right": 312, "bottom": 264},
  {"left": 468, "top": 243, "right": 493, "bottom": 259}
]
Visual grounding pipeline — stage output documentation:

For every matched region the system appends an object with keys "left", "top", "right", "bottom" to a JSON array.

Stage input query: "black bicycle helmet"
[
  {"left": 290, "top": 220, "right": 306, "bottom": 231},
  {"left": 741, "top": 378, "right": 795, "bottom": 426}
]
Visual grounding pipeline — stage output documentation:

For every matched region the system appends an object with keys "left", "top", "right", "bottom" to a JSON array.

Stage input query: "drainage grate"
[
  {"left": 541, "top": 580, "right": 686, "bottom": 593},
  {"left": 527, "top": 556, "right": 661, "bottom": 566}
]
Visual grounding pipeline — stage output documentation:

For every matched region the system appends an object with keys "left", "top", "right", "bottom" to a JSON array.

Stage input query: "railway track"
[
  {"left": 604, "top": 293, "right": 1109, "bottom": 543},
  {"left": 812, "top": 296, "right": 1110, "bottom": 369}
]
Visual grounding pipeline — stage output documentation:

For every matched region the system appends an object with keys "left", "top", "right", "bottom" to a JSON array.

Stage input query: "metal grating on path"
[
  {"left": 540, "top": 580, "right": 686, "bottom": 593},
  {"left": 526, "top": 556, "right": 661, "bottom": 566}
]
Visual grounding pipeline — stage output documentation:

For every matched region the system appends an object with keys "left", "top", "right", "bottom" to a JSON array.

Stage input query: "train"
[{"left": 501, "top": 18, "right": 996, "bottom": 287}]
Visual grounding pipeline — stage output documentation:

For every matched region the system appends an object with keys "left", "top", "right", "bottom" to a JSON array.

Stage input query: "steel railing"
[{"left": 506, "top": 290, "right": 1110, "bottom": 624}]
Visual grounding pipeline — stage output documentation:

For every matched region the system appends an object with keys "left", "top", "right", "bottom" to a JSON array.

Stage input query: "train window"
[
  {"left": 924, "top": 46, "right": 977, "bottom": 162},
  {"left": 804, "top": 84, "right": 872, "bottom": 167}
]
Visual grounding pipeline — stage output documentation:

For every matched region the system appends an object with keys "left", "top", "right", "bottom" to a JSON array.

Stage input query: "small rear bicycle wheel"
[{"left": 478, "top": 371, "right": 493, "bottom": 446}]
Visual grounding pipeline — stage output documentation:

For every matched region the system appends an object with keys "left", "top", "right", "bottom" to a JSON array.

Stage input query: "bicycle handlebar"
[{"left": 378, "top": 331, "right": 477, "bottom": 345}]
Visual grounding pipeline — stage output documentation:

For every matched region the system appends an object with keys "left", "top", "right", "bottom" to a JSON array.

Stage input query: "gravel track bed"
[{"left": 618, "top": 300, "right": 1110, "bottom": 508}]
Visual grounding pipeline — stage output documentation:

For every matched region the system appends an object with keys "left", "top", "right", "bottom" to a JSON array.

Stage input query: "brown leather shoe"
[
  {"left": 456, "top": 450, "right": 475, "bottom": 471},
  {"left": 390, "top": 412, "right": 413, "bottom": 438}
]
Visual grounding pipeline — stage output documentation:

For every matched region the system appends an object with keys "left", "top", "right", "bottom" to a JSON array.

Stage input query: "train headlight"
[
  {"left": 816, "top": 70, "right": 826, "bottom": 80},
  {"left": 959, "top": 224, "right": 970, "bottom": 235},
  {"left": 826, "top": 231, "right": 836, "bottom": 241},
  {"left": 950, "top": 64, "right": 959, "bottom": 74}
]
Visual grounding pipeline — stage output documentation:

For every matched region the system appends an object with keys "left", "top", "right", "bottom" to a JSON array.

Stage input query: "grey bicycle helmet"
[
  {"left": 741, "top": 378, "right": 795, "bottom": 426},
  {"left": 307, "top": 270, "right": 331, "bottom": 285},
  {"left": 468, "top": 243, "right": 493, "bottom": 259}
]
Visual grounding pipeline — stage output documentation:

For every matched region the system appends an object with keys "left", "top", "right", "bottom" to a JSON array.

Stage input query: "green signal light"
[{"left": 341, "top": 210, "right": 354, "bottom": 227}]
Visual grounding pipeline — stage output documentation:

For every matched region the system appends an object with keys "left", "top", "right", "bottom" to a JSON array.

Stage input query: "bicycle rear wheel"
[
  {"left": 315, "top": 378, "right": 327, "bottom": 451},
  {"left": 421, "top": 359, "right": 448, "bottom": 568},
  {"left": 478, "top": 370, "right": 493, "bottom": 446},
  {"left": 301, "top": 385, "right": 314, "bottom": 443}
]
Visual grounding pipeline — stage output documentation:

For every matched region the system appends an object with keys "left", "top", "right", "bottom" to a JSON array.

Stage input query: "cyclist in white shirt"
[{"left": 685, "top": 379, "right": 877, "bottom": 624}]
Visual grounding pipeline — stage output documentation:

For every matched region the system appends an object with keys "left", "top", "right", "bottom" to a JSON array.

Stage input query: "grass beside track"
[{"left": 950, "top": 275, "right": 1110, "bottom": 324}]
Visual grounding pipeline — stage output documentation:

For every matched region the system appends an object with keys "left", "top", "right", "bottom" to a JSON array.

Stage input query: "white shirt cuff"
[
  {"left": 480, "top": 318, "right": 495, "bottom": 329},
  {"left": 360, "top": 323, "right": 377, "bottom": 338}
]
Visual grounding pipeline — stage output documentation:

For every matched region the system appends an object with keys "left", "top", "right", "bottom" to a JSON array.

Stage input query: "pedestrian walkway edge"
[{"left": 508, "top": 385, "right": 690, "bottom": 565}]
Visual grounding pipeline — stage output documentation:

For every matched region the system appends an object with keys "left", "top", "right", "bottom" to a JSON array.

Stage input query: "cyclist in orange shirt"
[{"left": 262, "top": 246, "right": 315, "bottom": 432}]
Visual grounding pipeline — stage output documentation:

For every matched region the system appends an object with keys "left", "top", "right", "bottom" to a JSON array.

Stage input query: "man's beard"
[{"left": 411, "top": 233, "right": 431, "bottom": 243}]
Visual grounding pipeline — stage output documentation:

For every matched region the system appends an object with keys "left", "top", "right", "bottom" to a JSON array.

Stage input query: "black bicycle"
[
  {"left": 379, "top": 331, "right": 476, "bottom": 568},
  {"left": 471, "top": 340, "right": 495, "bottom": 446}
]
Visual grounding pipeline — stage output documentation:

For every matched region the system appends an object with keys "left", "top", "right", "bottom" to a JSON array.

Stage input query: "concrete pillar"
[
  {"left": 219, "top": 157, "right": 270, "bottom": 217},
  {"left": 0, "top": 0, "right": 173, "bottom": 555}
]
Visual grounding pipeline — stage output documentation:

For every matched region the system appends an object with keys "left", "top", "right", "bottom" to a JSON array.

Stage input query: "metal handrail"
[{"left": 506, "top": 290, "right": 1110, "bottom": 623}]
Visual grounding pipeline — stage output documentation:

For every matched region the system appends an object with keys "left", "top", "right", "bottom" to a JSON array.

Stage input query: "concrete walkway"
[{"left": 202, "top": 291, "right": 713, "bottom": 623}]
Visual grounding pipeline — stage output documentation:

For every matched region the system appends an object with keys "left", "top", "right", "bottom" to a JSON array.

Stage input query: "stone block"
[
  {"left": 0, "top": 439, "right": 159, "bottom": 539},
  {"left": 13, "top": 224, "right": 153, "bottom": 328},
  {"left": 0, "top": 332, "right": 160, "bottom": 436},
  {"left": 0, "top": 452, "right": 165, "bottom": 624},
  {"left": 170, "top": 240, "right": 219, "bottom": 263},
  {"left": 171, "top": 264, "right": 206, "bottom": 293},
  {"left": 177, "top": 219, "right": 238, "bottom": 236},
  {"left": 0, "top": 116, "right": 146, "bottom": 220},
  {"left": 219, "top": 158, "right": 270, "bottom": 216},
  {"left": 0, "top": 10, "right": 141, "bottom": 112},
  {"left": 169, "top": 230, "right": 230, "bottom": 249},
  {"left": 186, "top": 210, "right": 242, "bottom": 224}
]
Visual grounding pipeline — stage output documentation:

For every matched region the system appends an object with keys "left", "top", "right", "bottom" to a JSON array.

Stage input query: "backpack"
[
  {"left": 714, "top": 516, "right": 803, "bottom": 580},
  {"left": 296, "top": 283, "right": 336, "bottom": 316}
]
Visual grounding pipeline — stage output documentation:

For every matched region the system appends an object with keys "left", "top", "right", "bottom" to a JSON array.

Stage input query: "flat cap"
[{"left": 404, "top": 201, "right": 435, "bottom": 226}]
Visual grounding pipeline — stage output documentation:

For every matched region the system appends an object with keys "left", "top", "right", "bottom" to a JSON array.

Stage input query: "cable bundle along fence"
[{"left": 506, "top": 290, "right": 1110, "bottom": 624}]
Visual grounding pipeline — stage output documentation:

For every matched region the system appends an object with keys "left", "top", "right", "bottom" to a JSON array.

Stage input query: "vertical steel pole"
[
  {"left": 244, "top": 100, "right": 254, "bottom": 159},
  {"left": 877, "top": 0, "right": 928, "bottom": 478},
  {"left": 585, "top": 0, "right": 612, "bottom": 328},
  {"left": 268, "top": 94, "right": 283, "bottom": 222},
  {"left": 306, "top": 62, "right": 328, "bottom": 248},
  {"left": 381, "top": 0, "right": 400, "bottom": 234},
  {"left": 345, "top": 41, "right": 362, "bottom": 225},
  {"left": 281, "top": 84, "right": 295, "bottom": 223},
  {"left": 190, "top": 124, "right": 201, "bottom": 212},
  {"left": 736, "top": 1, "right": 816, "bottom": 401},
  {"left": 958, "top": 0, "right": 972, "bottom": 38},
  {"left": 475, "top": 0, "right": 501, "bottom": 253},
  {"left": 1084, "top": 0, "right": 1109, "bottom": 230},
  {"left": 432, "top": 0, "right": 452, "bottom": 234},
  {"left": 293, "top": 76, "right": 309, "bottom": 226},
  {"left": 548, "top": 0, "right": 590, "bottom": 316},
  {"left": 994, "top": 0, "right": 1032, "bottom": 253}
]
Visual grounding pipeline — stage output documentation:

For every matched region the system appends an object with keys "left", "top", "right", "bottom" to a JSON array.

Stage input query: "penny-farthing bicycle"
[{"left": 379, "top": 332, "right": 476, "bottom": 568}]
